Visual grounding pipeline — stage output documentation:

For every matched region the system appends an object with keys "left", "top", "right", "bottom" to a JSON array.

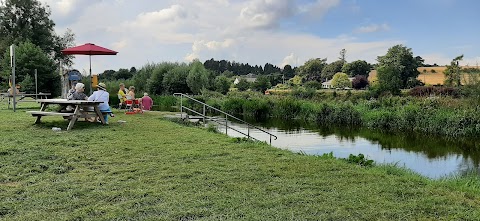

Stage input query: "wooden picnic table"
[
  {"left": 27, "top": 99, "right": 106, "bottom": 131},
  {"left": 1, "top": 92, "right": 51, "bottom": 109}
]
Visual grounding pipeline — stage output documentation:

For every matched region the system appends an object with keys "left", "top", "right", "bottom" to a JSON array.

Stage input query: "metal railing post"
[
  {"left": 180, "top": 94, "right": 183, "bottom": 118},
  {"left": 247, "top": 125, "right": 250, "bottom": 139},
  {"left": 225, "top": 114, "right": 228, "bottom": 135},
  {"left": 203, "top": 104, "right": 206, "bottom": 126}
]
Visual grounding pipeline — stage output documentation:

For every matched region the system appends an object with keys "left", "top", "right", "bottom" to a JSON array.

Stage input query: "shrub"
[
  {"left": 272, "top": 97, "right": 301, "bottom": 119},
  {"left": 331, "top": 72, "right": 351, "bottom": 89},
  {"left": 409, "top": 86, "right": 460, "bottom": 97},
  {"left": 291, "top": 87, "right": 315, "bottom": 99},
  {"left": 235, "top": 78, "right": 250, "bottom": 91},
  {"left": 214, "top": 75, "right": 232, "bottom": 95},
  {"left": 352, "top": 75, "right": 369, "bottom": 89},
  {"left": 304, "top": 81, "right": 322, "bottom": 89}
]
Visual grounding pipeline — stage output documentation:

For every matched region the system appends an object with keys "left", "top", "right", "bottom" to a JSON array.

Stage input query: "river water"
[{"left": 214, "top": 117, "right": 480, "bottom": 179}]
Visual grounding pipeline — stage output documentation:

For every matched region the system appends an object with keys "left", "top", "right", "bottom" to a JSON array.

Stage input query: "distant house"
[
  {"left": 321, "top": 79, "right": 332, "bottom": 89},
  {"left": 245, "top": 73, "right": 257, "bottom": 82},
  {"left": 321, "top": 77, "right": 355, "bottom": 89},
  {"left": 234, "top": 78, "right": 240, "bottom": 85}
]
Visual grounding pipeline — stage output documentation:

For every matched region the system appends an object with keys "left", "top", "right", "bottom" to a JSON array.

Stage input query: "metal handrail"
[{"left": 174, "top": 93, "right": 278, "bottom": 145}]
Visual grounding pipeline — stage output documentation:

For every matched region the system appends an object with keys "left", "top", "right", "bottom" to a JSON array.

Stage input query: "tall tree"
[
  {"left": 282, "top": 64, "right": 295, "bottom": 79},
  {"left": 214, "top": 75, "right": 231, "bottom": 95},
  {"left": 376, "top": 65, "right": 402, "bottom": 95},
  {"left": 342, "top": 60, "right": 372, "bottom": 77},
  {"left": 1, "top": 41, "right": 59, "bottom": 96},
  {"left": 297, "top": 58, "right": 327, "bottom": 82},
  {"left": 321, "top": 60, "right": 344, "bottom": 80},
  {"left": 377, "top": 44, "right": 420, "bottom": 88},
  {"left": 252, "top": 75, "right": 271, "bottom": 93},
  {"left": 444, "top": 55, "right": 463, "bottom": 87},
  {"left": 0, "top": 0, "right": 75, "bottom": 66},
  {"left": 331, "top": 72, "right": 351, "bottom": 89},
  {"left": 186, "top": 60, "right": 209, "bottom": 94},
  {"left": 339, "top": 48, "right": 347, "bottom": 64}
]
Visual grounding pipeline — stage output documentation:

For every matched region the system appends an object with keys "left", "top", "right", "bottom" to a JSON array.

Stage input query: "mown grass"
[{"left": 1, "top": 102, "right": 480, "bottom": 220}]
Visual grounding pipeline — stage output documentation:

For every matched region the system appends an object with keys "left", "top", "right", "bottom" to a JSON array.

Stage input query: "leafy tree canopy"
[
  {"left": 0, "top": 0, "right": 75, "bottom": 66},
  {"left": 1, "top": 41, "right": 59, "bottom": 96},
  {"left": 342, "top": 60, "right": 372, "bottom": 77},
  {"left": 186, "top": 60, "right": 209, "bottom": 94},
  {"left": 331, "top": 72, "right": 351, "bottom": 89},
  {"left": 377, "top": 44, "right": 420, "bottom": 88},
  {"left": 444, "top": 55, "right": 464, "bottom": 87},
  {"left": 321, "top": 60, "right": 344, "bottom": 81},
  {"left": 296, "top": 58, "right": 327, "bottom": 82}
]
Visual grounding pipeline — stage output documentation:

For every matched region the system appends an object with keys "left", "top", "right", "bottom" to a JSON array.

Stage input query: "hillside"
[{"left": 368, "top": 67, "right": 476, "bottom": 85}]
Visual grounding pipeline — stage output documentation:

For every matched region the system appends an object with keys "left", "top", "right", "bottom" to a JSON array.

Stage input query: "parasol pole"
[{"left": 89, "top": 55, "right": 92, "bottom": 95}]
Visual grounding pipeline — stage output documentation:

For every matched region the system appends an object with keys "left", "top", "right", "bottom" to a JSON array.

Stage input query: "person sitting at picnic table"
[
  {"left": 66, "top": 80, "right": 78, "bottom": 99},
  {"left": 127, "top": 86, "right": 136, "bottom": 100},
  {"left": 67, "top": 83, "right": 88, "bottom": 100},
  {"left": 141, "top": 93, "right": 153, "bottom": 111},
  {"left": 118, "top": 83, "right": 127, "bottom": 104},
  {"left": 88, "top": 82, "right": 114, "bottom": 124}
]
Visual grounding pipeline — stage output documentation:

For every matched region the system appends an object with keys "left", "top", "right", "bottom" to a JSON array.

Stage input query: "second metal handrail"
[{"left": 174, "top": 93, "right": 277, "bottom": 145}]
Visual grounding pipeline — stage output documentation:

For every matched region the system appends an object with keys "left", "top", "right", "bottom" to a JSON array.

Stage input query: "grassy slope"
[
  {"left": 1, "top": 104, "right": 480, "bottom": 220},
  {"left": 368, "top": 67, "right": 474, "bottom": 85}
]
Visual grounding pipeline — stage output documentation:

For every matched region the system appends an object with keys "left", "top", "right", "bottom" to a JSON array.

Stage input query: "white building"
[{"left": 321, "top": 77, "right": 355, "bottom": 89}]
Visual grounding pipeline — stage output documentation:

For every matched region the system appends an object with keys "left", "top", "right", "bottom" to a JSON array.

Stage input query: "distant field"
[{"left": 368, "top": 67, "right": 475, "bottom": 85}]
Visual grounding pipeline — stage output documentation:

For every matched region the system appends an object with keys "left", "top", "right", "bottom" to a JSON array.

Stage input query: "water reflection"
[{"left": 218, "top": 117, "right": 480, "bottom": 179}]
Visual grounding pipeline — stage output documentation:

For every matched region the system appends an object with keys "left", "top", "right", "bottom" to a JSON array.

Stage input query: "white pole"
[
  {"left": 89, "top": 55, "right": 92, "bottom": 95},
  {"left": 35, "top": 69, "right": 38, "bottom": 100},
  {"left": 10, "top": 45, "right": 16, "bottom": 112}
]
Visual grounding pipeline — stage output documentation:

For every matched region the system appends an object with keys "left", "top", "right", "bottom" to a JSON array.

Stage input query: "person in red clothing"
[{"left": 141, "top": 93, "right": 153, "bottom": 111}]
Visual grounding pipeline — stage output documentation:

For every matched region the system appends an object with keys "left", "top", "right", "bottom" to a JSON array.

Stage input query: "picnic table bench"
[
  {"left": 1, "top": 92, "right": 51, "bottom": 109},
  {"left": 27, "top": 99, "right": 106, "bottom": 131}
]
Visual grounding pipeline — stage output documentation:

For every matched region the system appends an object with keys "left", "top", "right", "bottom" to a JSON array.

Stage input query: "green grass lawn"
[{"left": 1, "top": 102, "right": 480, "bottom": 220}]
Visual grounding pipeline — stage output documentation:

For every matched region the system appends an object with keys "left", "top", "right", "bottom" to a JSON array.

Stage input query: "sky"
[{"left": 39, "top": 0, "right": 480, "bottom": 74}]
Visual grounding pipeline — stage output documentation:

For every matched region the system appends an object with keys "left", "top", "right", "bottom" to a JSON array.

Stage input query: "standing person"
[
  {"left": 88, "top": 83, "right": 114, "bottom": 124},
  {"left": 118, "top": 83, "right": 127, "bottom": 105},
  {"left": 141, "top": 93, "right": 153, "bottom": 111}
]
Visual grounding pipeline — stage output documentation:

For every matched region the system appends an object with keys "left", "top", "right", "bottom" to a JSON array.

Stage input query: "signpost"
[{"left": 10, "top": 45, "right": 16, "bottom": 112}]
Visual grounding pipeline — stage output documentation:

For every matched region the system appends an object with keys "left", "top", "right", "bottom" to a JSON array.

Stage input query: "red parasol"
[{"left": 62, "top": 43, "right": 118, "bottom": 93}]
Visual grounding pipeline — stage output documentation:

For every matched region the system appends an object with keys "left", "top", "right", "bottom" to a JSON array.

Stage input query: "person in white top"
[{"left": 88, "top": 82, "right": 114, "bottom": 123}]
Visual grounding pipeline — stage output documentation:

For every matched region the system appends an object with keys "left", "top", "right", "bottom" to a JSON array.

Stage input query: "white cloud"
[
  {"left": 301, "top": 0, "right": 341, "bottom": 19},
  {"left": 239, "top": 0, "right": 297, "bottom": 29},
  {"left": 354, "top": 23, "right": 390, "bottom": 34},
  {"left": 280, "top": 53, "right": 299, "bottom": 68},
  {"left": 133, "top": 5, "right": 188, "bottom": 26},
  {"left": 185, "top": 39, "right": 236, "bottom": 61}
]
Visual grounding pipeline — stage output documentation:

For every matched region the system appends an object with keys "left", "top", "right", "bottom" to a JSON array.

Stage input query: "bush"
[
  {"left": 304, "top": 81, "right": 322, "bottom": 89},
  {"left": 352, "top": 75, "right": 369, "bottom": 89},
  {"left": 235, "top": 78, "right": 250, "bottom": 91},
  {"left": 409, "top": 86, "right": 460, "bottom": 97},
  {"left": 214, "top": 75, "right": 231, "bottom": 95},
  {"left": 163, "top": 65, "right": 191, "bottom": 94},
  {"left": 252, "top": 75, "right": 272, "bottom": 93},
  {"left": 291, "top": 87, "right": 315, "bottom": 99}
]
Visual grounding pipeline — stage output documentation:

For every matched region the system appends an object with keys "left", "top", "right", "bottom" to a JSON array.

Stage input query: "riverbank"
[
  {"left": 1, "top": 105, "right": 480, "bottom": 219},
  {"left": 197, "top": 91, "right": 480, "bottom": 139}
]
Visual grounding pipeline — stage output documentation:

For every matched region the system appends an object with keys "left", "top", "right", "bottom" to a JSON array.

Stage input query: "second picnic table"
[{"left": 27, "top": 99, "right": 107, "bottom": 130}]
